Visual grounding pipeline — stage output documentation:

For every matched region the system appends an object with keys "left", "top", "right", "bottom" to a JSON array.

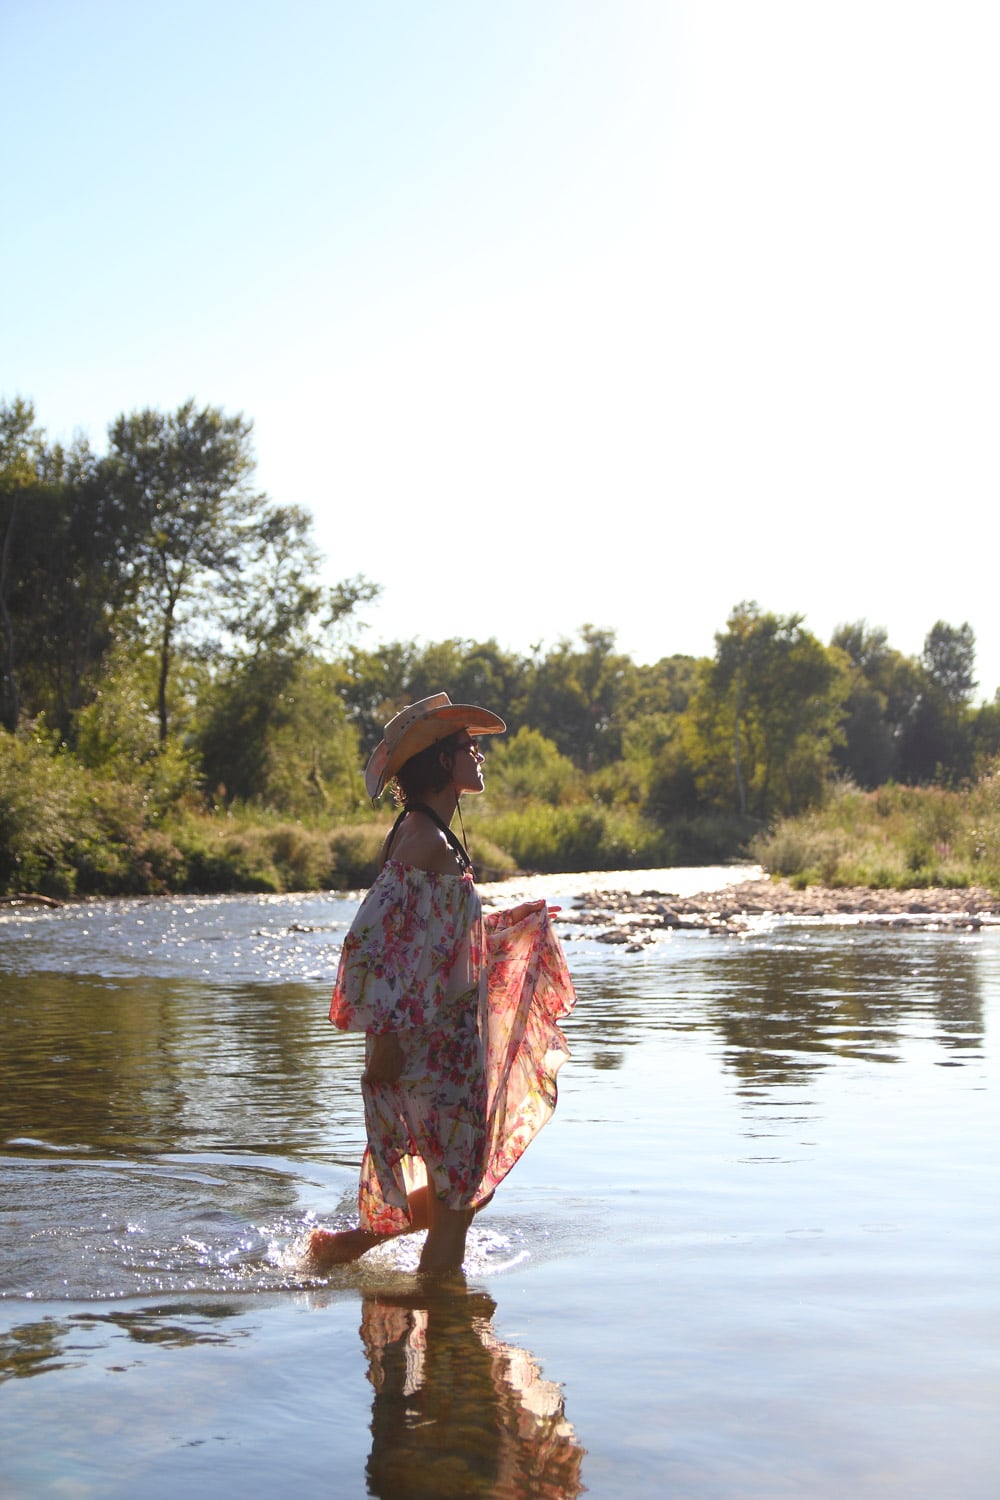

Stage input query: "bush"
[
  {"left": 264, "top": 823, "right": 333, "bottom": 891},
  {"left": 483, "top": 801, "right": 667, "bottom": 873},
  {"left": 0, "top": 724, "right": 196, "bottom": 896},
  {"left": 179, "top": 829, "right": 282, "bottom": 894},
  {"left": 0, "top": 725, "right": 91, "bottom": 894},
  {"left": 751, "top": 766, "right": 1000, "bottom": 892},
  {"left": 665, "top": 813, "right": 760, "bottom": 866}
]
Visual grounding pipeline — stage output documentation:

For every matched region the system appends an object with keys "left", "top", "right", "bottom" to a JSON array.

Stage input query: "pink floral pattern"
[{"left": 329, "top": 859, "right": 576, "bottom": 1234}]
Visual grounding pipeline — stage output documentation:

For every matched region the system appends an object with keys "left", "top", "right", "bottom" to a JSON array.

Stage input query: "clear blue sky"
[{"left": 4, "top": 1, "right": 998, "bottom": 698}]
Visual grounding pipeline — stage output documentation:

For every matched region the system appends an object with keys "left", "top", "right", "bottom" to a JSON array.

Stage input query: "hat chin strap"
[{"left": 453, "top": 783, "right": 470, "bottom": 865}]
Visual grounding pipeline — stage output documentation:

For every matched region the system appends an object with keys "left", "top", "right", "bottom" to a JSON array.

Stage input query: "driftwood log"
[{"left": 0, "top": 893, "right": 63, "bottom": 908}]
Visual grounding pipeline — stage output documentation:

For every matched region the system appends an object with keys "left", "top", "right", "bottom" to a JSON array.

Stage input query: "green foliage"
[
  {"left": 73, "top": 649, "right": 199, "bottom": 812},
  {"left": 106, "top": 401, "right": 266, "bottom": 741},
  {"left": 341, "top": 637, "right": 525, "bottom": 758},
  {"left": 683, "top": 602, "right": 846, "bottom": 819},
  {"left": 515, "top": 625, "right": 638, "bottom": 770},
  {"left": 894, "top": 621, "right": 981, "bottom": 785},
  {"left": 0, "top": 724, "right": 90, "bottom": 893},
  {"left": 618, "top": 713, "right": 699, "bottom": 819},
  {"left": 971, "top": 699, "right": 1000, "bottom": 767},
  {"left": 0, "top": 722, "right": 191, "bottom": 896},
  {"left": 665, "top": 813, "right": 761, "bottom": 865},
  {"left": 922, "top": 621, "right": 977, "bottom": 706},
  {"left": 485, "top": 727, "right": 580, "bottom": 804},
  {"left": 342, "top": 629, "right": 699, "bottom": 788},
  {"left": 827, "top": 618, "right": 992, "bottom": 791},
  {"left": 829, "top": 621, "right": 916, "bottom": 787},
  {"left": 326, "top": 823, "right": 390, "bottom": 888},
  {"left": 480, "top": 799, "right": 755, "bottom": 872},
  {"left": 1, "top": 398, "right": 132, "bottom": 735},
  {"left": 751, "top": 766, "right": 1000, "bottom": 892},
  {"left": 196, "top": 656, "right": 365, "bottom": 816},
  {"left": 483, "top": 801, "right": 665, "bottom": 873}
]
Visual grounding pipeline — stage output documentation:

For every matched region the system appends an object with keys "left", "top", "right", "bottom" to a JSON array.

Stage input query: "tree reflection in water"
[
  {"left": 360, "top": 1281, "right": 585, "bottom": 1500},
  {"left": 708, "top": 937, "right": 986, "bottom": 1094}
]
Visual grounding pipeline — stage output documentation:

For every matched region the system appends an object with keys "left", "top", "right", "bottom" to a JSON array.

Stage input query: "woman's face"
[{"left": 449, "top": 734, "right": 486, "bottom": 794}]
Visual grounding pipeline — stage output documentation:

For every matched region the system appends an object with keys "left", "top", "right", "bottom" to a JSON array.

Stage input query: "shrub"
[
  {"left": 0, "top": 725, "right": 95, "bottom": 895},
  {"left": 484, "top": 801, "right": 664, "bottom": 873},
  {"left": 325, "top": 824, "right": 385, "bottom": 888},
  {"left": 751, "top": 762, "right": 1000, "bottom": 892},
  {"left": 486, "top": 728, "right": 581, "bottom": 805},
  {"left": 180, "top": 829, "right": 282, "bottom": 894},
  {"left": 263, "top": 823, "right": 332, "bottom": 891}
]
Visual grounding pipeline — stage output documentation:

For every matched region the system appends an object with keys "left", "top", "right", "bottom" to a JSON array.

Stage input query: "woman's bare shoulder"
[{"left": 386, "top": 813, "right": 465, "bottom": 876}]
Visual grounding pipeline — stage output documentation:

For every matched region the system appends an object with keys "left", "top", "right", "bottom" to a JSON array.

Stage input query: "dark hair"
[{"left": 392, "top": 731, "right": 464, "bottom": 805}]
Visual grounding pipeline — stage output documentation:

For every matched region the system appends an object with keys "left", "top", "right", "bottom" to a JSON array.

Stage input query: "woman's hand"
[
  {"left": 507, "top": 900, "right": 562, "bottom": 924},
  {"left": 364, "top": 1031, "right": 404, "bottom": 1085}
]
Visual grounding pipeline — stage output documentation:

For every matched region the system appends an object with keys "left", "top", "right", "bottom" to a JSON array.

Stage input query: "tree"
[
  {"left": 1, "top": 400, "right": 136, "bottom": 734},
  {"left": 486, "top": 727, "right": 580, "bottom": 804},
  {"left": 898, "top": 622, "right": 978, "bottom": 784},
  {"left": 518, "top": 626, "right": 638, "bottom": 770},
  {"left": 970, "top": 695, "right": 1000, "bottom": 769},
  {"left": 196, "top": 654, "right": 364, "bottom": 815},
  {"left": 684, "top": 602, "right": 845, "bottom": 818},
  {"left": 340, "top": 637, "right": 527, "bottom": 758},
  {"left": 192, "top": 504, "right": 378, "bottom": 809},
  {"left": 622, "top": 655, "right": 698, "bottom": 720},
  {"left": 829, "top": 621, "right": 922, "bottom": 787},
  {"left": 0, "top": 398, "right": 46, "bottom": 729},
  {"left": 106, "top": 401, "right": 263, "bottom": 742},
  {"left": 922, "top": 621, "right": 977, "bottom": 708}
]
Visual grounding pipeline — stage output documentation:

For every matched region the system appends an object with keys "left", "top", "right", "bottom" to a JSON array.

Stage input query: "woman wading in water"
[{"left": 308, "top": 693, "right": 576, "bottom": 1275}]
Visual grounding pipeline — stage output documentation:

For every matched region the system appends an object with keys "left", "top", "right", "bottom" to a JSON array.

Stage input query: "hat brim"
[{"left": 365, "top": 704, "right": 505, "bottom": 799}]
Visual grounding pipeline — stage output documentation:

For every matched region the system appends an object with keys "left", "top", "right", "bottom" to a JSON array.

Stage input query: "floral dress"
[{"left": 329, "top": 860, "right": 576, "bottom": 1234}]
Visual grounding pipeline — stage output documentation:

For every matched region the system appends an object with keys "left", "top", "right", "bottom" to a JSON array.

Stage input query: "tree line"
[{"left": 3, "top": 397, "right": 999, "bottom": 891}]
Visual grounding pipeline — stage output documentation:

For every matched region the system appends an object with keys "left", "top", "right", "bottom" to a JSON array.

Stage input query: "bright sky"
[{"left": 4, "top": 1, "right": 998, "bottom": 699}]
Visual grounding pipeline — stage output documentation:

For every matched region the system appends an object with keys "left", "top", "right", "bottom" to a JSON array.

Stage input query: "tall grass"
[
  {"left": 477, "top": 801, "right": 749, "bottom": 873},
  {"left": 751, "top": 769, "right": 1000, "bottom": 892}
]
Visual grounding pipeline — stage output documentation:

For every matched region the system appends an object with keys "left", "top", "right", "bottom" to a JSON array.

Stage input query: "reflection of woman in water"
[
  {"left": 309, "top": 693, "right": 576, "bottom": 1275},
  {"left": 361, "top": 1285, "right": 585, "bottom": 1499}
]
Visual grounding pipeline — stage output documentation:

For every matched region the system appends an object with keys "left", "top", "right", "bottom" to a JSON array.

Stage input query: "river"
[{"left": 1, "top": 868, "right": 998, "bottom": 1498}]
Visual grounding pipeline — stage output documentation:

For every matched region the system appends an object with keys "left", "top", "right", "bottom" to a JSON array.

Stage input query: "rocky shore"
[{"left": 570, "top": 877, "right": 1000, "bottom": 947}]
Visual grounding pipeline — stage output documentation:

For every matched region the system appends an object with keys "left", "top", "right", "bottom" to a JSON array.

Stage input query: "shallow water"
[{"left": 1, "top": 870, "right": 998, "bottom": 1498}]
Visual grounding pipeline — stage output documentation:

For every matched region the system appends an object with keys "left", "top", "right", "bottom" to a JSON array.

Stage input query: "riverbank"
[{"left": 573, "top": 876, "right": 1000, "bottom": 944}]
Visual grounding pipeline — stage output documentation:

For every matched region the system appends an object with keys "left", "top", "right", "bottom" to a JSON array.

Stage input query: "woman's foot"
[{"left": 306, "top": 1226, "right": 381, "bottom": 1269}]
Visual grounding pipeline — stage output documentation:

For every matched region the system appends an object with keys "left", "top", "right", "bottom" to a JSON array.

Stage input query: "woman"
[{"left": 308, "top": 692, "right": 576, "bottom": 1275}]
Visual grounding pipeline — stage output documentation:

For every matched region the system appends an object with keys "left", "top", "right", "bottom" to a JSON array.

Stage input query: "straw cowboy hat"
[{"left": 364, "top": 692, "right": 506, "bottom": 799}]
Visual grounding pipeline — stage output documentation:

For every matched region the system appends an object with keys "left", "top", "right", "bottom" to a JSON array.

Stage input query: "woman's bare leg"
[
  {"left": 306, "top": 1186, "right": 430, "bottom": 1271},
  {"left": 417, "top": 1192, "right": 474, "bottom": 1275}
]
